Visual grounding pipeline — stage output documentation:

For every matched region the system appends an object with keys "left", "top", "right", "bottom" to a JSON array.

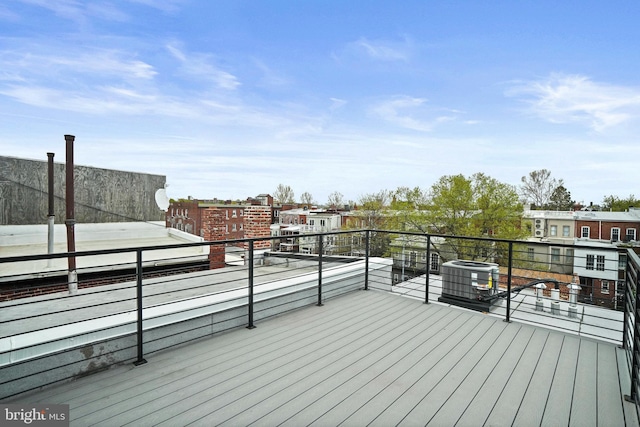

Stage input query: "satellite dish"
[{"left": 155, "top": 187, "right": 170, "bottom": 211}]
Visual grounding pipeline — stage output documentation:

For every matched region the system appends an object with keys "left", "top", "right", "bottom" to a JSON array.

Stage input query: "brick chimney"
[
  {"left": 243, "top": 205, "right": 272, "bottom": 250},
  {"left": 202, "top": 208, "right": 227, "bottom": 269}
]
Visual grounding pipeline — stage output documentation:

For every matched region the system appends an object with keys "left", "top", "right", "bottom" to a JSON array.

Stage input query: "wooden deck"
[{"left": 15, "top": 289, "right": 639, "bottom": 426}]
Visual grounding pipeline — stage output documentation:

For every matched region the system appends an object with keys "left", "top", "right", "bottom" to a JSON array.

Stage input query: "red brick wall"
[
  {"left": 576, "top": 220, "right": 640, "bottom": 240},
  {"left": 202, "top": 208, "right": 227, "bottom": 269},
  {"left": 243, "top": 206, "right": 272, "bottom": 250}
]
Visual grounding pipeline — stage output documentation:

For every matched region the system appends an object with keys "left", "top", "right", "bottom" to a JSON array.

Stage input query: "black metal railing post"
[
  {"left": 134, "top": 249, "right": 147, "bottom": 366},
  {"left": 317, "top": 235, "right": 323, "bottom": 306},
  {"left": 247, "top": 240, "right": 256, "bottom": 329},
  {"left": 625, "top": 250, "right": 640, "bottom": 405},
  {"left": 505, "top": 242, "right": 513, "bottom": 323},
  {"left": 622, "top": 254, "right": 632, "bottom": 349},
  {"left": 364, "top": 230, "right": 370, "bottom": 291},
  {"left": 425, "top": 235, "right": 431, "bottom": 304}
]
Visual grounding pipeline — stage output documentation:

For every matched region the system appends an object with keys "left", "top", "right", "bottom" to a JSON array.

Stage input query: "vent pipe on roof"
[
  {"left": 64, "top": 135, "right": 78, "bottom": 295},
  {"left": 47, "top": 152, "right": 55, "bottom": 267}
]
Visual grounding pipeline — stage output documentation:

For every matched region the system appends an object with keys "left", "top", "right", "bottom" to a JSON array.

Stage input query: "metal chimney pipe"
[
  {"left": 64, "top": 135, "right": 78, "bottom": 295},
  {"left": 47, "top": 152, "right": 55, "bottom": 267}
]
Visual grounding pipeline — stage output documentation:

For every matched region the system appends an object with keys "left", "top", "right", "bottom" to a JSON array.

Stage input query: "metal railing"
[
  {"left": 0, "top": 228, "right": 637, "bottom": 408},
  {"left": 623, "top": 248, "right": 640, "bottom": 420}
]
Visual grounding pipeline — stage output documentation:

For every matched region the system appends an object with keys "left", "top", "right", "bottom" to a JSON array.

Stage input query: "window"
[
  {"left": 563, "top": 226, "right": 570, "bottom": 237},
  {"left": 410, "top": 251, "right": 417, "bottom": 267},
  {"left": 240, "top": 210, "right": 243, "bottom": 217},
  {"left": 421, "top": 251, "right": 427, "bottom": 261},
  {"left": 586, "top": 254, "right": 594, "bottom": 270},
  {"left": 611, "top": 227, "right": 620, "bottom": 242},
  {"left": 320, "top": 219, "right": 326, "bottom": 227},
  {"left": 430, "top": 253, "right": 440, "bottom": 271},
  {"left": 225, "top": 210, "right": 229, "bottom": 219},
  {"left": 393, "top": 273, "right": 399, "bottom": 283},
  {"left": 232, "top": 210, "right": 237, "bottom": 218},
  {"left": 596, "top": 255, "right": 605, "bottom": 271},
  {"left": 527, "top": 247, "right": 534, "bottom": 261},
  {"left": 627, "top": 228, "right": 637, "bottom": 241},
  {"left": 565, "top": 248, "right": 574, "bottom": 265},
  {"left": 232, "top": 223, "right": 237, "bottom": 231},
  {"left": 581, "top": 226, "right": 590, "bottom": 238},
  {"left": 550, "top": 225, "right": 557, "bottom": 237},
  {"left": 225, "top": 224, "right": 229, "bottom": 233},
  {"left": 240, "top": 224, "right": 243, "bottom": 231},
  {"left": 309, "top": 219, "right": 314, "bottom": 226},
  {"left": 551, "top": 248, "right": 560, "bottom": 263},
  {"left": 602, "top": 280, "right": 609, "bottom": 294},
  {"left": 620, "top": 254, "right": 628, "bottom": 270}
]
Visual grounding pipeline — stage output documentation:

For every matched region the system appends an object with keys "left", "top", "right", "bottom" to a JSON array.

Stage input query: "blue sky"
[{"left": 1, "top": 1, "right": 639, "bottom": 206}]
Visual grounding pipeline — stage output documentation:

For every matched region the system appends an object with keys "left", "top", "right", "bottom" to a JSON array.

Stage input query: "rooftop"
[
  {"left": 10, "top": 289, "right": 636, "bottom": 426},
  {"left": 1, "top": 229, "right": 639, "bottom": 426}
]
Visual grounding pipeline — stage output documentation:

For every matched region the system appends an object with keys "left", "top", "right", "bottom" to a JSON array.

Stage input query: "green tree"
[
  {"left": 390, "top": 173, "right": 526, "bottom": 262},
  {"left": 547, "top": 185, "right": 574, "bottom": 210},
  {"left": 602, "top": 194, "right": 640, "bottom": 212},
  {"left": 346, "top": 190, "right": 391, "bottom": 256}
]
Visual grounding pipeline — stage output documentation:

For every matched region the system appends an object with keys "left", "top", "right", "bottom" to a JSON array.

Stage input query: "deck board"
[{"left": 7, "top": 289, "right": 638, "bottom": 427}]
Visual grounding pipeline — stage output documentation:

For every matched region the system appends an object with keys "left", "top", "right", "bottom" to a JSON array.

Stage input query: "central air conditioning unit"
[
  {"left": 534, "top": 229, "right": 544, "bottom": 237},
  {"left": 438, "top": 260, "right": 500, "bottom": 312}
]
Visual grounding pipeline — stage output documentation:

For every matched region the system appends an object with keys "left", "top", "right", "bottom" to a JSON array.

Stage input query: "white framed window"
[
  {"left": 225, "top": 210, "right": 229, "bottom": 219},
  {"left": 550, "top": 225, "right": 557, "bottom": 237},
  {"left": 430, "top": 253, "right": 440, "bottom": 271},
  {"left": 581, "top": 226, "right": 590, "bottom": 238},
  {"left": 527, "top": 247, "right": 534, "bottom": 261},
  {"left": 627, "top": 228, "right": 637, "bottom": 241},
  {"left": 240, "top": 224, "right": 243, "bottom": 231},
  {"left": 602, "top": 280, "right": 610, "bottom": 294},
  {"left": 597, "top": 255, "right": 605, "bottom": 271},
  {"left": 586, "top": 254, "right": 594, "bottom": 270},
  {"left": 410, "top": 251, "right": 417, "bottom": 267},
  {"left": 232, "top": 223, "right": 237, "bottom": 231},
  {"left": 225, "top": 224, "right": 229, "bottom": 233},
  {"left": 551, "top": 248, "right": 560, "bottom": 263},
  {"left": 232, "top": 210, "right": 237, "bottom": 218},
  {"left": 421, "top": 251, "right": 427, "bottom": 261},
  {"left": 611, "top": 227, "right": 620, "bottom": 242},
  {"left": 393, "top": 273, "right": 399, "bottom": 283},
  {"left": 563, "top": 225, "right": 570, "bottom": 237}
]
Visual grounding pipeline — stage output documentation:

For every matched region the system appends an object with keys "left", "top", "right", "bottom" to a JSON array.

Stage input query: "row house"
[
  {"left": 271, "top": 208, "right": 344, "bottom": 254},
  {"left": 166, "top": 194, "right": 275, "bottom": 240},
  {"left": 524, "top": 208, "right": 640, "bottom": 308}
]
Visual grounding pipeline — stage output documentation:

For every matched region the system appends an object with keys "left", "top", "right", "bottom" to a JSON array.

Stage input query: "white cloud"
[
  {"left": 507, "top": 73, "right": 640, "bottom": 131},
  {"left": 338, "top": 36, "right": 412, "bottom": 63},
  {"left": 370, "top": 96, "right": 458, "bottom": 132},
  {"left": 166, "top": 43, "right": 240, "bottom": 90}
]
